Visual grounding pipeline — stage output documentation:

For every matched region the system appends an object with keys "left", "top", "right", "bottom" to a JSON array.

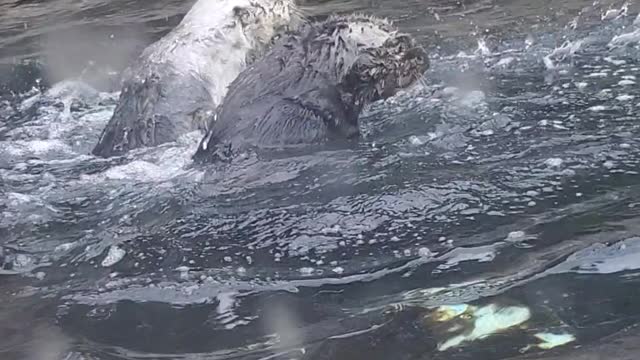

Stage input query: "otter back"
[
  {"left": 91, "top": 0, "right": 299, "bottom": 158},
  {"left": 92, "top": 65, "right": 212, "bottom": 157}
]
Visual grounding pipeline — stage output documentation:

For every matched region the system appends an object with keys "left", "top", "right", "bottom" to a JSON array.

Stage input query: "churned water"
[{"left": 1, "top": 0, "right": 640, "bottom": 359}]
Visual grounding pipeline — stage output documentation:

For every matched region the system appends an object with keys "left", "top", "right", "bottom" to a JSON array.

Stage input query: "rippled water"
[{"left": 1, "top": 0, "right": 640, "bottom": 359}]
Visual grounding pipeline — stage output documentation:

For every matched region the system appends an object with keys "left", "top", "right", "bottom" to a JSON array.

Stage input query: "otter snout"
[
  {"left": 404, "top": 47, "right": 427, "bottom": 62},
  {"left": 393, "top": 44, "right": 428, "bottom": 90},
  {"left": 383, "top": 33, "right": 429, "bottom": 77},
  {"left": 384, "top": 34, "right": 417, "bottom": 53},
  {"left": 404, "top": 46, "right": 429, "bottom": 72}
]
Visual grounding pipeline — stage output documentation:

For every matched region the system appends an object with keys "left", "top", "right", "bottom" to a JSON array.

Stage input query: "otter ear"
[{"left": 233, "top": 6, "right": 254, "bottom": 26}]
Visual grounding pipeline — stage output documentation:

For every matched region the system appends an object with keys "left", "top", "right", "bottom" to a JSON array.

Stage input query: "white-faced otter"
[
  {"left": 192, "top": 14, "right": 429, "bottom": 164},
  {"left": 91, "top": 0, "right": 301, "bottom": 158}
]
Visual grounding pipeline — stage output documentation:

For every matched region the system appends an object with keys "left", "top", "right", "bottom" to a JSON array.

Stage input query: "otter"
[
  {"left": 192, "top": 14, "right": 429, "bottom": 164},
  {"left": 91, "top": 0, "right": 301, "bottom": 158}
]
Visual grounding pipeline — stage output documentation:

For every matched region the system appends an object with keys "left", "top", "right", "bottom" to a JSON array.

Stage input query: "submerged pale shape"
[{"left": 438, "top": 304, "right": 531, "bottom": 351}]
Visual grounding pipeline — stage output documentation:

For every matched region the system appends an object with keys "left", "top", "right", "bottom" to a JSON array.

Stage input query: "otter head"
[
  {"left": 344, "top": 33, "right": 429, "bottom": 106},
  {"left": 323, "top": 15, "right": 428, "bottom": 111},
  {"left": 233, "top": 0, "right": 301, "bottom": 48}
]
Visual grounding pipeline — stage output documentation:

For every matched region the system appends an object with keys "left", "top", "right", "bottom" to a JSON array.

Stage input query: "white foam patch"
[
  {"left": 77, "top": 128, "right": 206, "bottom": 184},
  {"left": 609, "top": 28, "right": 640, "bottom": 47},
  {"left": 26, "top": 139, "right": 72, "bottom": 154},
  {"left": 6, "top": 82, "right": 117, "bottom": 164},
  {"left": 585, "top": 72, "right": 608, "bottom": 78},
  {"left": 101, "top": 246, "right": 126, "bottom": 267},
  {"left": 214, "top": 291, "right": 237, "bottom": 314},
  {"left": 46, "top": 80, "right": 98, "bottom": 98},
  {"left": 544, "top": 158, "right": 564, "bottom": 167},
  {"left": 1, "top": 190, "right": 59, "bottom": 227},
  {"left": 408, "top": 135, "right": 428, "bottom": 146},
  {"left": 438, "top": 245, "right": 496, "bottom": 270},
  {"left": 506, "top": 231, "right": 526, "bottom": 241},
  {"left": 175, "top": 130, "right": 206, "bottom": 146},
  {"left": 54, "top": 242, "right": 78, "bottom": 253},
  {"left": 532, "top": 332, "right": 576, "bottom": 350},
  {"left": 575, "top": 81, "right": 588, "bottom": 89},
  {"left": 475, "top": 39, "right": 491, "bottom": 56},
  {"left": 85, "top": 142, "right": 203, "bottom": 184},
  {"left": 75, "top": 108, "right": 115, "bottom": 129},
  {"left": 101, "top": 160, "right": 171, "bottom": 181},
  {"left": 588, "top": 105, "right": 607, "bottom": 112},
  {"left": 18, "top": 91, "right": 43, "bottom": 112},
  {"left": 550, "top": 39, "right": 583, "bottom": 59},
  {"left": 7, "top": 192, "right": 37, "bottom": 206},
  {"left": 543, "top": 55, "right": 555, "bottom": 70},
  {"left": 604, "top": 57, "right": 626, "bottom": 66},
  {"left": 458, "top": 90, "right": 486, "bottom": 108},
  {"left": 494, "top": 57, "right": 514, "bottom": 68},
  {"left": 601, "top": 3, "right": 628, "bottom": 21},
  {"left": 562, "top": 238, "right": 640, "bottom": 274},
  {"left": 616, "top": 94, "right": 635, "bottom": 101},
  {"left": 0, "top": 140, "right": 73, "bottom": 159}
]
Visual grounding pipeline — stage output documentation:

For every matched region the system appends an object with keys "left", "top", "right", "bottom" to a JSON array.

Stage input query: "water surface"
[{"left": 1, "top": 0, "right": 640, "bottom": 359}]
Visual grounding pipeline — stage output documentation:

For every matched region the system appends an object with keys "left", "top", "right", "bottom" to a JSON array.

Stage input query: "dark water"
[{"left": 2, "top": 0, "right": 640, "bottom": 359}]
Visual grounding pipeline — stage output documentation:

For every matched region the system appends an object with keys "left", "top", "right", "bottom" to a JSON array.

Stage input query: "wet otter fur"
[
  {"left": 192, "top": 14, "right": 429, "bottom": 164},
  {"left": 92, "top": 0, "right": 301, "bottom": 158}
]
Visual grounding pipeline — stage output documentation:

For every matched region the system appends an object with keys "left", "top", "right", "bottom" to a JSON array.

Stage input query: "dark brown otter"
[{"left": 192, "top": 14, "right": 429, "bottom": 164}]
